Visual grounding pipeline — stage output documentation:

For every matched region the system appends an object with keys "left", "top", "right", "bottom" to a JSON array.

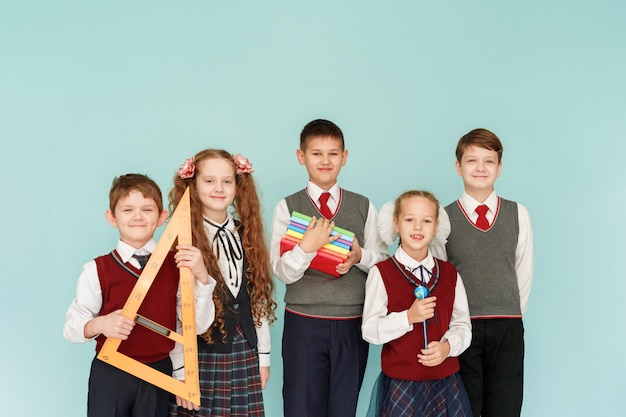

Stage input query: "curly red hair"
[{"left": 169, "top": 149, "right": 276, "bottom": 344}]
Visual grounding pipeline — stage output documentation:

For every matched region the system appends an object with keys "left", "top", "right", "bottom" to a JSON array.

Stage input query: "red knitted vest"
[
  {"left": 94, "top": 250, "right": 179, "bottom": 363},
  {"left": 378, "top": 256, "right": 460, "bottom": 381}
]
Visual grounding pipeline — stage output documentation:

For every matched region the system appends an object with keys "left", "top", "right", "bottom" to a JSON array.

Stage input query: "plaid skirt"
[
  {"left": 366, "top": 371, "right": 472, "bottom": 417},
  {"left": 169, "top": 325, "right": 264, "bottom": 417}
]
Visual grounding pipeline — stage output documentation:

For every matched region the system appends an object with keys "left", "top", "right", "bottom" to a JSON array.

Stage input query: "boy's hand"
[
  {"left": 260, "top": 366, "right": 270, "bottom": 389},
  {"left": 336, "top": 237, "right": 362, "bottom": 275},
  {"left": 85, "top": 309, "right": 135, "bottom": 339},
  {"left": 175, "top": 394, "right": 200, "bottom": 411},
  {"left": 175, "top": 245, "right": 209, "bottom": 285},
  {"left": 407, "top": 296, "right": 436, "bottom": 324},
  {"left": 417, "top": 340, "right": 450, "bottom": 367},
  {"left": 298, "top": 216, "right": 340, "bottom": 253}
]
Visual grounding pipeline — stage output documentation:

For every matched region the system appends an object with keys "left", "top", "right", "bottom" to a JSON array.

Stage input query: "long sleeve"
[
  {"left": 362, "top": 265, "right": 413, "bottom": 345},
  {"left": 171, "top": 275, "right": 217, "bottom": 379},
  {"left": 515, "top": 203, "right": 534, "bottom": 316},
  {"left": 185, "top": 275, "right": 217, "bottom": 335},
  {"left": 430, "top": 207, "right": 451, "bottom": 261},
  {"left": 256, "top": 316, "right": 271, "bottom": 367},
  {"left": 63, "top": 260, "right": 102, "bottom": 343},
  {"left": 377, "top": 200, "right": 397, "bottom": 246},
  {"left": 355, "top": 201, "right": 390, "bottom": 272},
  {"left": 442, "top": 274, "right": 472, "bottom": 357}
]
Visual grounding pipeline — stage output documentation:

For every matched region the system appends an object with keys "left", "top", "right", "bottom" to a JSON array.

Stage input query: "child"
[
  {"left": 270, "top": 119, "right": 389, "bottom": 417},
  {"left": 64, "top": 173, "right": 216, "bottom": 417},
  {"left": 168, "top": 149, "right": 277, "bottom": 417},
  {"left": 438, "top": 129, "right": 533, "bottom": 417},
  {"left": 362, "top": 190, "right": 473, "bottom": 417},
  {"left": 380, "top": 128, "right": 534, "bottom": 417}
]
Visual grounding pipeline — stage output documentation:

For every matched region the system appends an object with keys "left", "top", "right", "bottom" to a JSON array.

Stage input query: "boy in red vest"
[{"left": 64, "top": 173, "right": 216, "bottom": 417}]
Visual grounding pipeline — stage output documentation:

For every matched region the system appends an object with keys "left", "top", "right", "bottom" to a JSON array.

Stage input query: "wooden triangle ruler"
[{"left": 97, "top": 187, "right": 201, "bottom": 405}]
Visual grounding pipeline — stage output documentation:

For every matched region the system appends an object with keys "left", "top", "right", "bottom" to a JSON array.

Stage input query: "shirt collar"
[
  {"left": 395, "top": 246, "right": 436, "bottom": 272},
  {"left": 203, "top": 214, "right": 235, "bottom": 238},
  {"left": 116, "top": 239, "right": 157, "bottom": 263},
  {"left": 306, "top": 181, "right": 340, "bottom": 204},
  {"left": 460, "top": 189, "right": 498, "bottom": 215}
]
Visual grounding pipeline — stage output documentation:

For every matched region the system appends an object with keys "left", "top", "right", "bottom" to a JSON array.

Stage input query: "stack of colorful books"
[{"left": 279, "top": 211, "right": 355, "bottom": 277}]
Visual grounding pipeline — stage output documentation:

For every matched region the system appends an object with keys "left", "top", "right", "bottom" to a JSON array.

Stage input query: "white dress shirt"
[
  {"left": 203, "top": 214, "right": 271, "bottom": 367},
  {"left": 361, "top": 247, "right": 471, "bottom": 357},
  {"left": 270, "top": 181, "right": 389, "bottom": 284}
]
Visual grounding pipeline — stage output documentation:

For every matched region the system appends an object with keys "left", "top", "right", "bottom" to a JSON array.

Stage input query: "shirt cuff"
[{"left": 258, "top": 352, "right": 270, "bottom": 367}]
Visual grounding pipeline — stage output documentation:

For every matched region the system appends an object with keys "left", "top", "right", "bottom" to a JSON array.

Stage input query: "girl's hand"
[
  {"left": 175, "top": 245, "right": 209, "bottom": 285},
  {"left": 175, "top": 394, "right": 200, "bottom": 411},
  {"left": 260, "top": 366, "right": 270, "bottom": 390},
  {"left": 417, "top": 340, "right": 450, "bottom": 367},
  {"left": 299, "top": 216, "right": 340, "bottom": 253},
  {"left": 407, "top": 296, "right": 436, "bottom": 324},
  {"left": 336, "top": 237, "right": 362, "bottom": 275}
]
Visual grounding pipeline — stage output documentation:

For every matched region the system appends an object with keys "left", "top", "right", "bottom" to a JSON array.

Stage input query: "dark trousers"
[
  {"left": 282, "top": 311, "right": 369, "bottom": 417},
  {"left": 88, "top": 356, "right": 173, "bottom": 417},
  {"left": 459, "top": 318, "right": 525, "bottom": 417}
]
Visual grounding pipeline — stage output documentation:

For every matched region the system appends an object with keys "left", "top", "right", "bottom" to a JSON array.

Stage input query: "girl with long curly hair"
[{"left": 168, "top": 149, "right": 276, "bottom": 417}]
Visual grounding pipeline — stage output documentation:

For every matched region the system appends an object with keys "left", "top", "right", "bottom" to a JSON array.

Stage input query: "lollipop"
[{"left": 414, "top": 285, "right": 429, "bottom": 299}]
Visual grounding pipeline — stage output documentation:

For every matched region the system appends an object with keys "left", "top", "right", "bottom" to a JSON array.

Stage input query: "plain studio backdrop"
[{"left": 1, "top": 2, "right": 624, "bottom": 416}]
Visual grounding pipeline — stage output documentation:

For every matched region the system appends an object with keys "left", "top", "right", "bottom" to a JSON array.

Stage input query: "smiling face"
[
  {"left": 456, "top": 145, "right": 502, "bottom": 201},
  {"left": 194, "top": 157, "right": 237, "bottom": 222},
  {"left": 394, "top": 195, "right": 439, "bottom": 262},
  {"left": 106, "top": 190, "right": 168, "bottom": 249},
  {"left": 296, "top": 135, "right": 348, "bottom": 190}
]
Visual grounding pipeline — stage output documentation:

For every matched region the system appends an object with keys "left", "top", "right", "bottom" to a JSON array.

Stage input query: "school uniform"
[
  {"left": 431, "top": 190, "right": 534, "bottom": 417},
  {"left": 270, "top": 181, "right": 389, "bottom": 417},
  {"left": 64, "top": 239, "right": 216, "bottom": 417},
  {"left": 170, "top": 215, "right": 270, "bottom": 417},
  {"left": 362, "top": 247, "right": 472, "bottom": 417}
]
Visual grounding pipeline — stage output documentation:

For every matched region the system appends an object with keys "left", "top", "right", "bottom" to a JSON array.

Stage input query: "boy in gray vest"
[
  {"left": 431, "top": 128, "right": 534, "bottom": 417},
  {"left": 270, "top": 119, "right": 388, "bottom": 417}
]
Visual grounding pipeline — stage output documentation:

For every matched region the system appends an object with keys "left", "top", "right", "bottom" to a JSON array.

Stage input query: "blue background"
[{"left": 1, "top": 1, "right": 625, "bottom": 416}]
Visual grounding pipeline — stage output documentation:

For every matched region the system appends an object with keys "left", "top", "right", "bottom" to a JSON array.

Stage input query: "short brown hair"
[
  {"left": 109, "top": 174, "right": 163, "bottom": 212},
  {"left": 455, "top": 128, "right": 503, "bottom": 163},
  {"left": 300, "top": 119, "right": 345, "bottom": 150},
  {"left": 393, "top": 190, "right": 440, "bottom": 221}
]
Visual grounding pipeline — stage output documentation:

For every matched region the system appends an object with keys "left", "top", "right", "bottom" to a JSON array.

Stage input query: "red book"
[{"left": 279, "top": 238, "right": 344, "bottom": 278}]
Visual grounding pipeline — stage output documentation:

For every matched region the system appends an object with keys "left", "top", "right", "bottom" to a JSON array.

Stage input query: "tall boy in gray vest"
[
  {"left": 431, "top": 128, "right": 534, "bottom": 417},
  {"left": 269, "top": 119, "right": 388, "bottom": 417}
]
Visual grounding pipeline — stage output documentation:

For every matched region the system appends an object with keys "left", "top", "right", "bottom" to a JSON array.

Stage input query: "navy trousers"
[
  {"left": 282, "top": 311, "right": 369, "bottom": 417},
  {"left": 88, "top": 356, "right": 172, "bottom": 417},
  {"left": 459, "top": 318, "right": 525, "bottom": 417}
]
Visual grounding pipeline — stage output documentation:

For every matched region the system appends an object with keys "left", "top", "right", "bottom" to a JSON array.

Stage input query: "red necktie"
[
  {"left": 475, "top": 205, "right": 490, "bottom": 230},
  {"left": 319, "top": 192, "right": 333, "bottom": 219}
]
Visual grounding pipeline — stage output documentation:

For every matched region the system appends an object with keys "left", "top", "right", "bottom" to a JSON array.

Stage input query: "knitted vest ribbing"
[
  {"left": 445, "top": 198, "right": 521, "bottom": 317},
  {"left": 284, "top": 188, "right": 369, "bottom": 317}
]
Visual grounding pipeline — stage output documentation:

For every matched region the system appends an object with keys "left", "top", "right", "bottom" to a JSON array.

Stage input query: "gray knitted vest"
[
  {"left": 284, "top": 188, "right": 369, "bottom": 317},
  {"left": 444, "top": 198, "right": 521, "bottom": 317}
]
